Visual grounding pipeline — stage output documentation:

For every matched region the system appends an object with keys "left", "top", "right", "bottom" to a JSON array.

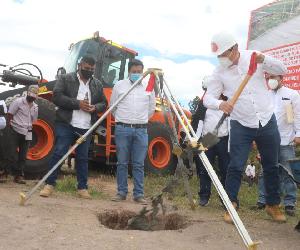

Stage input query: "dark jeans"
[
  {"left": 115, "top": 124, "right": 148, "bottom": 199},
  {"left": 226, "top": 115, "right": 281, "bottom": 205},
  {"left": 46, "top": 123, "right": 92, "bottom": 190},
  {"left": 7, "top": 127, "right": 29, "bottom": 176},
  {"left": 195, "top": 136, "right": 229, "bottom": 200},
  {"left": 258, "top": 145, "right": 297, "bottom": 207}
]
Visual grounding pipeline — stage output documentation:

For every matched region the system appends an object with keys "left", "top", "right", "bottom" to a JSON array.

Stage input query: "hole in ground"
[{"left": 98, "top": 209, "right": 189, "bottom": 231}]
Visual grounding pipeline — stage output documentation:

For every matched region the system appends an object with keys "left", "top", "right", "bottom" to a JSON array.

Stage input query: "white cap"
[
  {"left": 211, "top": 32, "right": 237, "bottom": 56},
  {"left": 27, "top": 85, "right": 39, "bottom": 98}
]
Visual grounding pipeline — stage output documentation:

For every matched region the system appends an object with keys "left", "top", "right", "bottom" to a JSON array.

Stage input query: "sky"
[{"left": 0, "top": 0, "right": 273, "bottom": 106}]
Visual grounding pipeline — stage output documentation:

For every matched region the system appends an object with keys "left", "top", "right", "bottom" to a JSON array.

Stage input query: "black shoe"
[
  {"left": 285, "top": 206, "right": 295, "bottom": 217},
  {"left": 199, "top": 197, "right": 209, "bottom": 207},
  {"left": 256, "top": 202, "right": 265, "bottom": 210}
]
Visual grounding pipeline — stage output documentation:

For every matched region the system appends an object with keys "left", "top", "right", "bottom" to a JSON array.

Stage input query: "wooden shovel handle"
[{"left": 229, "top": 74, "right": 252, "bottom": 106}]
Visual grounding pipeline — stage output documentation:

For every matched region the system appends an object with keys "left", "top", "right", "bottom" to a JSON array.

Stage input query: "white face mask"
[
  {"left": 218, "top": 57, "right": 233, "bottom": 68},
  {"left": 268, "top": 79, "right": 279, "bottom": 90}
]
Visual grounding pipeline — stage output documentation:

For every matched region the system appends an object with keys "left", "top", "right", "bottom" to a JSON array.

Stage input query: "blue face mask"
[{"left": 129, "top": 73, "right": 142, "bottom": 83}]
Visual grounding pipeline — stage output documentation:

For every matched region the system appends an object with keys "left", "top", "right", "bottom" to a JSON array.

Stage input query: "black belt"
[{"left": 116, "top": 122, "right": 148, "bottom": 128}]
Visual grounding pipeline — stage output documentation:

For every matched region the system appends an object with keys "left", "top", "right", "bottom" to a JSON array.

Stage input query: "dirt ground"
[{"left": 0, "top": 180, "right": 299, "bottom": 250}]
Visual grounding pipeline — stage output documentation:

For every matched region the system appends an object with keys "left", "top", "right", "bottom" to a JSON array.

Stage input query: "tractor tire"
[
  {"left": 24, "top": 98, "right": 56, "bottom": 178},
  {"left": 144, "top": 122, "right": 177, "bottom": 175}
]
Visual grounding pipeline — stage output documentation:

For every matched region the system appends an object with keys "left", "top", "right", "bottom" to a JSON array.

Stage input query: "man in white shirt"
[
  {"left": 40, "top": 56, "right": 107, "bottom": 199},
  {"left": 110, "top": 59, "right": 156, "bottom": 203},
  {"left": 257, "top": 74, "right": 300, "bottom": 216},
  {"left": 204, "top": 32, "right": 288, "bottom": 223},
  {"left": 245, "top": 163, "right": 255, "bottom": 187},
  {"left": 193, "top": 90, "right": 229, "bottom": 206}
]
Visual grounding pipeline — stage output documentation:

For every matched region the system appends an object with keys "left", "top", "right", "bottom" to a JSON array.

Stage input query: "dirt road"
[{"left": 0, "top": 181, "right": 299, "bottom": 250}]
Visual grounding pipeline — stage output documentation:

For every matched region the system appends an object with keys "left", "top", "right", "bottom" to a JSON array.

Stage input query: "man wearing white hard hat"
[
  {"left": 257, "top": 74, "right": 300, "bottom": 216},
  {"left": 204, "top": 32, "right": 288, "bottom": 223}
]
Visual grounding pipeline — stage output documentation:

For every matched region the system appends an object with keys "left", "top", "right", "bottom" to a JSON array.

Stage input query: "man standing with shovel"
[{"left": 204, "top": 32, "right": 288, "bottom": 223}]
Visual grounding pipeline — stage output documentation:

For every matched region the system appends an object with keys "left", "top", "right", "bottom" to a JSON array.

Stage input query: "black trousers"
[{"left": 7, "top": 128, "right": 29, "bottom": 176}]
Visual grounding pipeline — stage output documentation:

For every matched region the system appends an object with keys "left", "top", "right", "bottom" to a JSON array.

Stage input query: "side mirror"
[{"left": 56, "top": 67, "right": 66, "bottom": 78}]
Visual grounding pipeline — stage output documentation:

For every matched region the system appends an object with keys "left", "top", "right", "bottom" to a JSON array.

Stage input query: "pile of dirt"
[{"left": 98, "top": 209, "right": 188, "bottom": 231}]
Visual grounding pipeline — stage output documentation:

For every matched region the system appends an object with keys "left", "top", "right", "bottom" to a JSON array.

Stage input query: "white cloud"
[{"left": 0, "top": 0, "right": 272, "bottom": 102}]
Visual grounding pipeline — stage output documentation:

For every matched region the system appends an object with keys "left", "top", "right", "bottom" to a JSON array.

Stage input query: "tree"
[{"left": 188, "top": 96, "right": 200, "bottom": 115}]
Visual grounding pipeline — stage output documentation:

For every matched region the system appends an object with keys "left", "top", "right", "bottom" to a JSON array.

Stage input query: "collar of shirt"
[
  {"left": 77, "top": 73, "right": 91, "bottom": 86},
  {"left": 22, "top": 96, "right": 37, "bottom": 109}
]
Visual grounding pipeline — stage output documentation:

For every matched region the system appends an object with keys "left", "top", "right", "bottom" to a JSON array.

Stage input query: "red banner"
[{"left": 264, "top": 42, "right": 300, "bottom": 91}]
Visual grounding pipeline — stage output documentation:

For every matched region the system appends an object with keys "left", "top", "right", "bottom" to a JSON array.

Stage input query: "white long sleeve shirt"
[
  {"left": 204, "top": 50, "right": 288, "bottom": 128},
  {"left": 70, "top": 74, "right": 91, "bottom": 129},
  {"left": 0, "top": 100, "right": 7, "bottom": 130},
  {"left": 272, "top": 86, "right": 300, "bottom": 145},
  {"left": 196, "top": 109, "right": 229, "bottom": 138},
  {"left": 110, "top": 79, "right": 156, "bottom": 124}
]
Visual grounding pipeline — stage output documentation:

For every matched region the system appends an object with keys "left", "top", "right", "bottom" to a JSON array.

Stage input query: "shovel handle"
[
  {"left": 229, "top": 74, "right": 252, "bottom": 106},
  {"left": 229, "top": 52, "right": 257, "bottom": 106},
  {"left": 214, "top": 113, "right": 228, "bottom": 132}
]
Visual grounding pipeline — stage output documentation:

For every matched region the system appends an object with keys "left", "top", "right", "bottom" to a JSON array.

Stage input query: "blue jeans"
[
  {"left": 195, "top": 136, "right": 229, "bottom": 199},
  {"left": 226, "top": 115, "right": 281, "bottom": 205},
  {"left": 46, "top": 123, "right": 92, "bottom": 190},
  {"left": 115, "top": 125, "right": 148, "bottom": 199},
  {"left": 258, "top": 145, "right": 297, "bottom": 207}
]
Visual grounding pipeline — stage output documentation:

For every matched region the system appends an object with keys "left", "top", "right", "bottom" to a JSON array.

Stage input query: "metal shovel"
[{"left": 200, "top": 52, "right": 258, "bottom": 148}]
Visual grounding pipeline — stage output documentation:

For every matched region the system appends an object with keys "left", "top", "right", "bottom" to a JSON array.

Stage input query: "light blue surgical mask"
[{"left": 129, "top": 73, "right": 142, "bottom": 83}]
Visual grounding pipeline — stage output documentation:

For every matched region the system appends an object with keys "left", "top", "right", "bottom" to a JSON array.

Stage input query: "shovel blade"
[{"left": 201, "top": 132, "right": 220, "bottom": 149}]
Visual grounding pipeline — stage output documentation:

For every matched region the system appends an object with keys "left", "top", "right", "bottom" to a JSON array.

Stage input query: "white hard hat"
[{"left": 211, "top": 32, "right": 237, "bottom": 56}]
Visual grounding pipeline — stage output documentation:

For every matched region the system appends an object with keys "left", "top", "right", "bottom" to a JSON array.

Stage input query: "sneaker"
[
  {"left": 40, "top": 184, "right": 54, "bottom": 197},
  {"left": 224, "top": 202, "right": 238, "bottom": 224},
  {"left": 77, "top": 189, "right": 92, "bottom": 199},
  {"left": 133, "top": 197, "right": 148, "bottom": 205},
  {"left": 265, "top": 205, "right": 286, "bottom": 223},
  {"left": 14, "top": 176, "right": 26, "bottom": 184},
  {"left": 111, "top": 194, "right": 126, "bottom": 202},
  {"left": 285, "top": 206, "right": 296, "bottom": 217},
  {"left": 199, "top": 197, "right": 209, "bottom": 207},
  {"left": 256, "top": 202, "right": 266, "bottom": 210}
]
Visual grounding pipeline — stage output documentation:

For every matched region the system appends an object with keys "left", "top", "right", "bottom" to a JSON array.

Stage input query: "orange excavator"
[{"left": 0, "top": 31, "right": 191, "bottom": 177}]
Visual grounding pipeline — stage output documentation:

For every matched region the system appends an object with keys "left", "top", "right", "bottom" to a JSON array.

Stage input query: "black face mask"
[
  {"left": 26, "top": 96, "right": 36, "bottom": 103},
  {"left": 80, "top": 69, "right": 94, "bottom": 79}
]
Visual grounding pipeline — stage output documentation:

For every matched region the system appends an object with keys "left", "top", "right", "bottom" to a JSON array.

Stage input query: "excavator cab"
[{"left": 62, "top": 32, "right": 137, "bottom": 88}]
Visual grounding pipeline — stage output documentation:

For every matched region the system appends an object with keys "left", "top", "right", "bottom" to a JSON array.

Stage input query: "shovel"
[{"left": 200, "top": 52, "right": 258, "bottom": 148}]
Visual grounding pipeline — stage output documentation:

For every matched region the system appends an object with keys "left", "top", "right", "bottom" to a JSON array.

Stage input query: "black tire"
[
  {"left": 24, "top": 98, "right": 56, "bottom": 178},
  {"left": 144, "top": 122, "right": 177, "bottom": 175}
]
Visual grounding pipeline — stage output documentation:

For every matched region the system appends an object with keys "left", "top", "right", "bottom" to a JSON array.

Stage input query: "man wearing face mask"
[
  {"left": 204, "top": 32, "right": 288, "bottom": 223},
  {"left": 6, "top": 85, "right": 39, "bottom": 184},
  {"left": 40, "top": 55, "right": 107, "bottom": 199},
  {"left": 110, "top": 59, "right": 156, "bottom": 203},
  {"left": 257, "top": 74, "right": 300, "bottom": 216}
]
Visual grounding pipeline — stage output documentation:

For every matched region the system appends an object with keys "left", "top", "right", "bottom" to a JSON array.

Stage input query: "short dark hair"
[
  {"left": 128, "top": 59, "right": 144, "bottom": 71},
  {"left": 80, "top": 55, "right": 96, "bottom": 66}
]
